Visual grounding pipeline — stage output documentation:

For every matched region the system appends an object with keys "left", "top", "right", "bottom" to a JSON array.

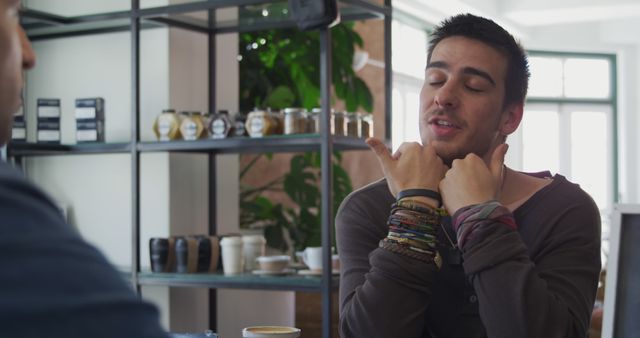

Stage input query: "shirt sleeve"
[
  {"left": 459, "top": 196, "right": 601, "bottom": 338},
  {"left": 336, "top": 188, "right": 437, "bottom": 338}
]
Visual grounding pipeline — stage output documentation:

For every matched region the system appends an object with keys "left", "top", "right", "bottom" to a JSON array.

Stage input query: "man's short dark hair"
[{"left": 427, "top": 13, "right": 530, "bottom": 107}]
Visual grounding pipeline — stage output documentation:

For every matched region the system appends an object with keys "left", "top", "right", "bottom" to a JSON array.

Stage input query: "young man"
[
  {"left": 337, "top": 14, "right": 601, "bottom": 338},
  {"left": 1, "top": 1, "right": 168, "bottom": 336}
]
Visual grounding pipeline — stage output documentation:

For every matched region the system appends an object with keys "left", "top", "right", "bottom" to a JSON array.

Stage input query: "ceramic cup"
[
  {"left": 256, "top": 255, "right": 290, "bottom": 272},
  {"left": 302, "top": 247, "right": 323, "bottom": 271},
  {"left": 242, "top": 326, "right": 301, "bottom": 338}
]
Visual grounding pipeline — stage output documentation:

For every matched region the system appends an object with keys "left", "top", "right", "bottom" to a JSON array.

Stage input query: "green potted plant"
[{"left": 238, "top": 5, "right": 372, "bottom": 251}]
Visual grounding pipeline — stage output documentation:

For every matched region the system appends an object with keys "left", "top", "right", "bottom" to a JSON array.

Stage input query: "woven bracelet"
[
  {"left": 380, "top": 239, "right": 441, "bottom": 268},
  {"left": 397, "top": 189, "right": 442, "bottom": 206},
  {"left": 379, "top": 239, "right": 435, "bottom": 264}
]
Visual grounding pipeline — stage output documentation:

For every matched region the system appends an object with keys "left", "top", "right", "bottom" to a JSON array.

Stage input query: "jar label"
[
  {"left": 158, "top": 119, "right": 171, "bottom": 137},
  {"left": 183, "top": 121, "right": 198, "bottom": 140},
  {"left": 250, "top": 117, "right": 264, "bottom": 136},
  {"left": 212, "top": 119, "right": 226, "bottom": 136}
]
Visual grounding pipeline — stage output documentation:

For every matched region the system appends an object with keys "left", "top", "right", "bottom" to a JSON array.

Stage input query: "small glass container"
[
  {"left": 283, "top": 107, "right": 307, "bottom": 135},
  {"left": 202, "top": 113, "right": 212, "bottom": 138},
  {"left": 359, "top": 112, "right": 373, "bottom": 138},
  {"left": 345, "top": 112, "right": 360, "bottom": 137},
  {"left": 153, "top": 109, "right": 181, "bottom": 141},
  {"left": 332, "top": 111, "right": 346, "bottom": 136},
  {"left": 210, "top": 110, "right": 234, "bottom": 139},
  {"left": 180, "top": 111, "right": 206, "bottom": 141},
  {"left": 307, "top": 108, "right": 321, "bottom": 134},
  {"left": 233, "top": 112, "right": 248, "bottom": 137},
  {"left": 269, "top": 109, "right": 284, "bottom": 135},
  {"left": 247, "top": 109, "right": 276, "bottom": 137}
]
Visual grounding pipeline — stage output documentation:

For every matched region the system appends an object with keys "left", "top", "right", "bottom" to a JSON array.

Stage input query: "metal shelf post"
[{"left": 319, "top": 27, "right": 334, "bottom": 338}]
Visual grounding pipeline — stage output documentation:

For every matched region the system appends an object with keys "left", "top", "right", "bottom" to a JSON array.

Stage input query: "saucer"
[
  {"left": 297, "top": 269, "right": 340, "bottom": 276},
  {"left": 289, "top": 262, "right": 307, "bottom": 270},
  {"left": 252, "top": 268, "right": 295, "bottom": 276}
]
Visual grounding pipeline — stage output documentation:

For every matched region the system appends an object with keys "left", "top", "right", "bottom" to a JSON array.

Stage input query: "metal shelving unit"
[
  {"left": 9, "top": 136, "right": 371, "bottom": 155},
  {"left": 10, "top": 1, "right": 392, "bottom": 337},
  {"left": 8, "top": 142, "right": 132, "bottom": 156},
  {"left": 138, "top": 271, "right": 340, "bottom": 292}
]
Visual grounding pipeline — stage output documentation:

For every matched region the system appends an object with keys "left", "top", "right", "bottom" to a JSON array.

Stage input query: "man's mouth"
[
  {"left": 434, "top": 120, "right": 455, "bottom": 127},
  {"left": 428, "top": 117, "right": 461, "bottom": 129},
  {"left": 427, "top": 116, "right": 462, "bottom": 138}
]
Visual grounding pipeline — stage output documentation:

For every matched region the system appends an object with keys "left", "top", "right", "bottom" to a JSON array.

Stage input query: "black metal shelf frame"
[
  {"left": 22, "top": 0, "right": 390, "bottom": 40},
  {"left": 7, "top": 142, "right": 132, "bottom": 156},
  {"left": 14, "top": 1, "right": 393, "bottom": 337},
  {"left": 8, "top": 136, "right": 371, "bottom": 156}
]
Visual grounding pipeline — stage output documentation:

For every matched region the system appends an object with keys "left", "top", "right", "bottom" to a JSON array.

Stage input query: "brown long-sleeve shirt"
[{"left": 336, "top": 173, "right": 601, "bottom": 338}]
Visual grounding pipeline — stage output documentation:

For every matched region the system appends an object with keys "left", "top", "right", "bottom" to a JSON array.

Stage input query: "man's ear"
[{"left": 500, "top": 103, "right": 524, "bottom": 136}]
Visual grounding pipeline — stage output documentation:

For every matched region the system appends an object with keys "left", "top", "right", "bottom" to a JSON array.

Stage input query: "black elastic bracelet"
[{"left": 397, "top": 189, "right": 442, "bottom": 206}]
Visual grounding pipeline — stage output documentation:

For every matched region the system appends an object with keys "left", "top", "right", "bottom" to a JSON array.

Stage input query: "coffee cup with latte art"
[{"left": 242, "top": 326, "right": 301, "bottom": 338}]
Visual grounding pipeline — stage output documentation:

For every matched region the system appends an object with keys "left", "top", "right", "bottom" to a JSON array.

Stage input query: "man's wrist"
[{"left": 400, "top": 196, "right": 439, "bottom": 209}]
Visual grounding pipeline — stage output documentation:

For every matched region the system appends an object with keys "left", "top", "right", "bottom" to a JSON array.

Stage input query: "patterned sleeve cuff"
[{"left": 451, "top": 201, "right": 516, "bottom": 250}]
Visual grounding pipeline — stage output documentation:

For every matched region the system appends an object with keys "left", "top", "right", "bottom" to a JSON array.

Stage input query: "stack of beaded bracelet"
[{"left": 379, "top": 197, "right": 445, "bottom": 268}]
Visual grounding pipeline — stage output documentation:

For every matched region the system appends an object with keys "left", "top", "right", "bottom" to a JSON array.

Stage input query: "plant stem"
[
  {"left": 240, "top": 154, "right": 263, "bottom": 179},
  {"left": 240, "top": 177, "right": 285, "bottom": 198}
]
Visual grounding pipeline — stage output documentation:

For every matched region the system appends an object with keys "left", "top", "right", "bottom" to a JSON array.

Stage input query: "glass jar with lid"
[
  {"left": 153, "top": 108, "right": 181, "bottom": 141},
  {"left": 269, "top": 109, "right": 284, "bottom": 135},
  {"left": 283, "top": 107, "right": 307, "bottom": 135},
  {"left": 233, "top": 112, "right": 248, "bottom": 137},
  {"left": 209, "top": 110, "right": 234, "bottom": 139},
  {"left": 332, "top": 111, "right": 346, "bottom": 136},
  {"left": 247, "top": 109, "right": 277, "bottom": 137},
  {"left": 202, "top": 113, "right": 213, "bottom": 138},
  {"left": 359, "top": 112, "right": 373, "bottom": 138},
  {"left": 307, "top": 108, "right": 321, "bottom": 134},
  {"left": 345, "top": 112, "right": 360, "bottom": 137},
  {"left": 179, "top": 111, "right": 206, "bottom": 141}
]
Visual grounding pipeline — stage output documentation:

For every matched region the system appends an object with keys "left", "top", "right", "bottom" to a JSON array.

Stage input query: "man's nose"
[
  {"left": 18, "top": 26, "right": 36, "bottom": 70},
  {"left": 434, "top": 82, "right": 459, "bottom": 109}
]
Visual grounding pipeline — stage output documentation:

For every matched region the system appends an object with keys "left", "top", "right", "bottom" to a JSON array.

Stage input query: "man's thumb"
[
  {"left": 490, "top": 143, "right": 509, "bottom": 181},
  {"left": 366, "top": 137, "right": 392, "bottom": 167}
]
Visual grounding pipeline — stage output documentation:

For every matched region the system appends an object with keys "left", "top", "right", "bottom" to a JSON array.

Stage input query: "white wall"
[{"left": 25, "top": 27, "right": 170, "bottom": 267}]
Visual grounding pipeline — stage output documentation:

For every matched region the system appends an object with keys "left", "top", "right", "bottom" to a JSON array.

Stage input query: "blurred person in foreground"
[
  {"left": 337, "top": 13, "right": 601, "bottom": 338},
  {"left": 0, "top": 1, "right": 169, "bottom": 337}
]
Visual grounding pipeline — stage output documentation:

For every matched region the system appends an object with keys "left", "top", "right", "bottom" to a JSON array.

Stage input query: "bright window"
[
  {"left": 529, "top": 55, "right": 611, "bottom": 99},
  {"left": 391, "top": 20, "right": 427, "bottom": 150},
  {"left": 521, "top": 108, "right": 559, "bottom": 175},
  {"left": 564, "top": 58, "right": 610, "bottom": 99},
  {"left": 528, "top": 57, "right": 563, "bottom": 97},
  {"left": 521, "top": 52, "right": 616, "bottom": 263},
  {"left": 571, "top": 110, "right": 609, "bottom": 208}
]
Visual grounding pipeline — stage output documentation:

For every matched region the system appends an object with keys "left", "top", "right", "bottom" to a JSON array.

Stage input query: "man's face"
[
  {"left": 0, "top": 0, "right": 35, "bottom": 145},
  {"left": 419, "top": 36, "right": 520, "bottom": 165}
]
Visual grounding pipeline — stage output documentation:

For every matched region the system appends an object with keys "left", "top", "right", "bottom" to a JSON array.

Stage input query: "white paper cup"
[
  {"left": 242, "top": 326, "right": 301, "bottom": 338},
  {"left": 220, "top": 236, "right": 243, "bottom": 275}
]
